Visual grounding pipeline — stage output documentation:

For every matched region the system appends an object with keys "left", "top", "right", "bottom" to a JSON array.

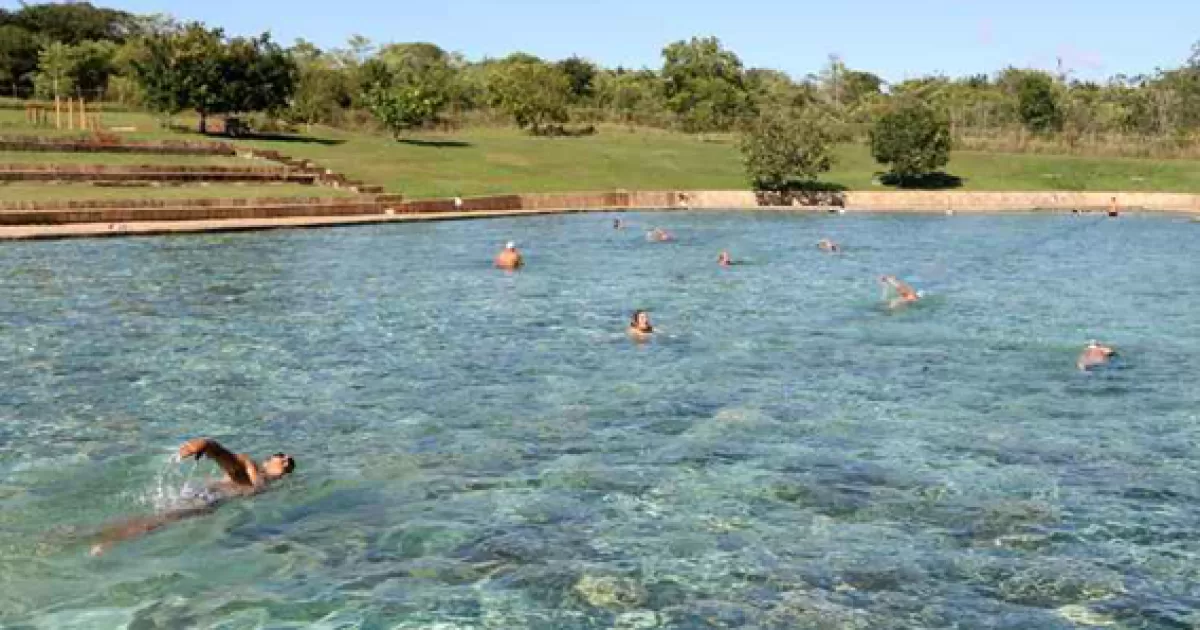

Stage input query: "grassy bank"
[
  {"left": 4, "top": 108, "right": 1200, "bottom": 199},
  {"left": 240, "top": 125, "right": 1200, "bottom": 199}
]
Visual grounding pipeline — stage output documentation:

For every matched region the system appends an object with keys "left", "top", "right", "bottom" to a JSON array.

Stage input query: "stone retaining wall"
[
  {"left": 0, "top": 196, "right": 368, "bottom": 212},
  {"left": 0, "top": 201, "right": 384, "bottom": 225},
  {"left": 0, "top": 135, "right": 235, "bottom": 155},
  {"left": 0, "top": 163, "right": 315, "bottom": 184}
]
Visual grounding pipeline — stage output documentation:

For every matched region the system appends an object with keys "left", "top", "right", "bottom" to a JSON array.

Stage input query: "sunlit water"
[{"left": 2, "top": 212, "right": 1199, "bottom": 628}]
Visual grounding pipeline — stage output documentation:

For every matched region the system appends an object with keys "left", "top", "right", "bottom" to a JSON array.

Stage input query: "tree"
[
  {"left": 360, "top": 42, "right": 454, "bottom": 136},
  {"left": 661, "top": 36, "right": 752, "bottom": 131},
  {"left": 130, "top": 24, "right": 296, "bottom": 134},
  {"left": 556, "top": 56, "right": 597, "bottom": 104},
  {"left": 1016, "top": 71, "right": 1062, "bottom": 132},
  {"left": 0, "top": 24, "right": 42, "bottom": 92},
  {"left": 869, "top": 99, "right": 952, "bottom": 182},
  {"left": 363, "top": 83, "right": 446, "bottom": 137},
  {"left": 287, "top": 41, "right": 352, "bottom": 126},
  {"left": 486, "top": 58, "right": 570, "bottom": 133},
  {"left": 740, "top": 108, "right": 835, "bottom": 191},
  {"left": 33, "top": 42, "right": 75, "bottom": 98}
]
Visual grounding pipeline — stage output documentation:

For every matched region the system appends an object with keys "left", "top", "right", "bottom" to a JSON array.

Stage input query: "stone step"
[{"left": 0, "top": 202, "right": 386, "bottom": 226}]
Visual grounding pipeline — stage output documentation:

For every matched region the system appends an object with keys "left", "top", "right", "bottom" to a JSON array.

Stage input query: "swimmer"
[
  {"left": 817, "top": 239, "right": 841, "bottom": 253},
  {"left": 647, "top": 228, "right": 674, "bottom": 242},
  {"left": 613, "top": 218, "right": 624, "bottom": 230},
  {"left": 879, "top": 275, "right": 920, "bottom": 309},
  {"left": 495, "top": 241, "right": 523, "bottom": 270},
  {"left": 718, "top": 250, "right": 734, "bottom": 266},
  {"left": 90, "top": 439, "right": 296, "bottom": 555},
  {"left": 628, "top": 310, "right": 654, "bottom": 338},
  {"left": 1077, "top": 340, "right": 1117, "bottom": 371}
]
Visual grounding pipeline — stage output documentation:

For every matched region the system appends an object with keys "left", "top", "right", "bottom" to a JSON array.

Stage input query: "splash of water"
[{"left": 141, "top": 453, "right": 213, "bottom": 512}]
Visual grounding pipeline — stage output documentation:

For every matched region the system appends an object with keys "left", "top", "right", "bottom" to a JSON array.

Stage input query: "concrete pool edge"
[{"left": 3, "top": 189, "right": 1199, "bottom": 240}]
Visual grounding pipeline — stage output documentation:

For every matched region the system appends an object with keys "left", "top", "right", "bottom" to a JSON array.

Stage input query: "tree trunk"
[{"left": 198, "top": 111, "right": 208, "bottom": 135}]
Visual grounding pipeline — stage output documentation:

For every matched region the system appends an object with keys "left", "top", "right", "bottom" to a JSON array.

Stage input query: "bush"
[
  {"left": 869, "top": 99, "right": 951, "bottom": 182},
  {"left": 740, "top": 108, "right": 835, "bottom": 191}
]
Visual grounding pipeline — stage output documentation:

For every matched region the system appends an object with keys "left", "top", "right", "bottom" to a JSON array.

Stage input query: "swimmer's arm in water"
[{"left": 179, "top": 438, "right": 259, "bottom": 488}]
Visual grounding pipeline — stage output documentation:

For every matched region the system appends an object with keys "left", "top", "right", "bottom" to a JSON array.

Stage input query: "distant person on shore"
[
  {"left": 628, "top": 310, "right": 654, "bottom": 338},
  {"left": 1077, "top": 340, "right": 1117, "bottom": 371},
  {"left": 495, "top": 241, "right": 523, "bottom": 270},
  {"left": 818, "top": 239, "right": 841, "bottom": 253},
  {"left": 1108, "top": 197, "right": 1120, "bottom": 218},
  {"left": 647, "top": 228, "right": 674, "bottom": 242},
  {"left": 880, "top": 275, "right": 920, "bottom": 309},
  {"left": 90, "top": 438, "right": 296, "bottom": 556},
  {"left": 718, "top": 251, "right": 734, "bottom": 267}
]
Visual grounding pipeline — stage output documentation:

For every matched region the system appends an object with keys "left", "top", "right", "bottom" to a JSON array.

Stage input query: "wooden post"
[
  {"left": 67, "top": 98, "right": 74, "bottom": 130},
  {"left": 78, "top": 98, "right": 86, "bottom": 130},
  {"left": 55, "top": 95, "right": 61, "bottom": 130}
]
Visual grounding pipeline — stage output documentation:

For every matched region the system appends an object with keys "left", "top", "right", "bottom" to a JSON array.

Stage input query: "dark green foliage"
[
  {"left": 129, "top": 24, "right": 296, "bottom": 133},
  {"left": 870, "top": 99, "right": 952, "bottom": 181},
  {"left": 1017, "top": 72, "right": 1062, "bottom": 132},
  {"left": 661, "top": 36, "right": 753, "bottom": 132},
  {"left": 556, "top": 56, "right": 597, "bottom": 103},
  {"left": 740, "top": 109, "right": 835, "bottom": 191},
  {"left": 0, "top": 25, "right": 42, "bottom": 88},
  {"left": 486, "top": 59, "right": 570, "bottom": 133}
]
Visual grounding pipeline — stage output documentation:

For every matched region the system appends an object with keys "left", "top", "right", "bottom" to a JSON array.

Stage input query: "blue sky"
[{"left": 12, "top": 0, "right": 1197, "bottom": 81}]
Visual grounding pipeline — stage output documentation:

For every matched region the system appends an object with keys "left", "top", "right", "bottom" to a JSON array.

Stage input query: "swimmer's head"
[
  {"left": 505, "top": 241, "right": 516, "bottom": 251},
  {"left": 631, "top": 310, "right": 651, "bottom": 328},
  {"left": 262, "top": 452, "right": 296, "bottom": 480}
]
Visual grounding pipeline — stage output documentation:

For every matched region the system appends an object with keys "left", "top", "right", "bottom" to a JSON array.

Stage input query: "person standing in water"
[
  {"left": 628, "top": 310, "right": 654, "bottom": 338},
  {"left": 90, "top": 439, "right": 296, "bottom": 555},
  {"left": 718, "top": 251, "right": 734, "bottom": 267},
  {"left": 1108, "top": 197, "right": 1120, "bottom": 218},
  {"left": 495, "top": 241, "right": 524, "bottom": 270},
  {"left": 880, "top": 275, "right": 920, "bottom": 309},
  {"left": 1077, "top": 340, "right": 1117, "bottom": 371}
]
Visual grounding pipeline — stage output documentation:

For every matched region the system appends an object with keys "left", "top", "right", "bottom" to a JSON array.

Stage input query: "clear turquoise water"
[{"left": 2, "top": 212, "right": 1199, "bottom": 628}]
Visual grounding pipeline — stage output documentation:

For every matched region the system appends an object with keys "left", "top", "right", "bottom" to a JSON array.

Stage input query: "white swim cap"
[{"left": 506, "top": 241, "right": 516, "bottom": 249}]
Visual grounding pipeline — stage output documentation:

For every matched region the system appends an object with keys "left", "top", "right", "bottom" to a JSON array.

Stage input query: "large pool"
[{"left": 1, "top": 212, "right": 1198, "bottom": 628}]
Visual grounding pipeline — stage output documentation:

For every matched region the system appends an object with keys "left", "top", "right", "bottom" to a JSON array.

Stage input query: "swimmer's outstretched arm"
[{"left": 179, "top": 438, "right": 259, "bottom": 488}]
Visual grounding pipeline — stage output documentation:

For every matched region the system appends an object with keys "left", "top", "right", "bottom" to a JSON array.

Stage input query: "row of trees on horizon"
[{"left": 3, "top": 3, "right": 1200, "bottom": 152}]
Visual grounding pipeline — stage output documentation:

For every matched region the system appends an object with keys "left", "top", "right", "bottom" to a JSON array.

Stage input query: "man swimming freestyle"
[
  {"left": 89, "top": 439, "right": 295, "bottom": 555},
  {"left": 880, "top": 275, "right": 920, "bottom": 309}
]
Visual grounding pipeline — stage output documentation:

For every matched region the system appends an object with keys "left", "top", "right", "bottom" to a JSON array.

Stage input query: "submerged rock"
[{"left": 574, "top": 575, "right": 648, "bottom": 610}]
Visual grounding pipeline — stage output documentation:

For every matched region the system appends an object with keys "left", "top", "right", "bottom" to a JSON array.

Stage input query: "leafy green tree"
[
  {"left": 362, "top": 83, "right": 447, "bottom": 137},
  {"left": 287, "top": 40, "right": 352, "bottom": 126},
  {"left": 661, "top": 36, "right": 752, "bottom": 131},
  {"left": 0, "top": 24, "right": 42, "bottom": 92},
  {"left": 10, "top": 2, "right": 138, "bottom": 45},
  {"left": 870, "top": 98, "right": 952, "bottom": 181},
  {"left": 1016, "top": 71, "right": 1062, "bottom": 132},
  {"left": 740, "top": 108, "right": 835, "bottom": 191},
  {"left": 360, "top": 42, "right": 454, "bottom": 136},
  {"left": 486, "top": 57, "right": 570, "bottom": 133},
  {"left": 556, "top": 56, "right": 597, "bottom": 104},
  {"left": 32, "top": 42, "right": 75, "bottom": 98},
  {"left": 130, "top": 24, "right": 296, "bottom": 134}
]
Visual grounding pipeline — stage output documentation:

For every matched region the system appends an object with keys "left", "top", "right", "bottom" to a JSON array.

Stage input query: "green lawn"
[
  {"left": 4, "top": 107, "right": 1200, "bottom": 198},
  {"left": 0, "top": 183, "right": 355, "bottom": 202},
  {"left": 237, "top": 125, "right": 1200, "bottom": 198}
]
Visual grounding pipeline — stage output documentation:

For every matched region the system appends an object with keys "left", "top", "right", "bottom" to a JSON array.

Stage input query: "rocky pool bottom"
[{"left": 1, "top": 212, "right": 1198, "bottom": 628}]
